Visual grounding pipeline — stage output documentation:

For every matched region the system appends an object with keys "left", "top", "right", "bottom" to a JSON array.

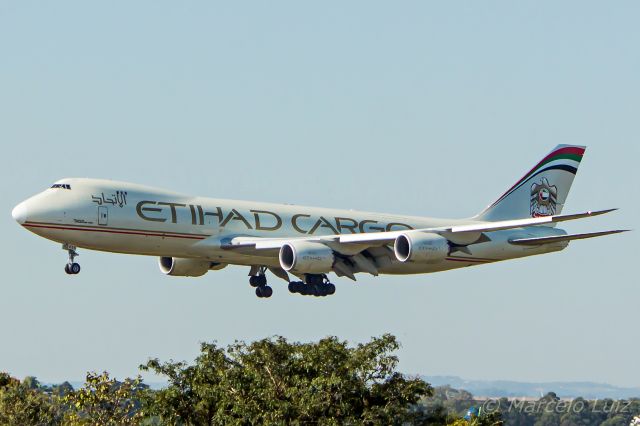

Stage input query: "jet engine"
[
  {"left": 279, "top": 241, "right": 334, "bottom": 274},
  {"left": 393, "top": 233, "right": 449, "bottom": 263},
  {"left": 159, "top": 257, "right": 226, "bottom": 277}
]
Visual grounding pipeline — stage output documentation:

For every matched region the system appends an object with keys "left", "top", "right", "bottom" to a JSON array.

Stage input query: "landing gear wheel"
[
  {"left": 70, "top": 263, "right": 81, "bottom": 274},
  {"left": 262, "top": 286, "right": 273, "bottom": 298},
  {"left": 312, "top": 285, "right": 322, "bottom": 297},
  {"left": 300, "top": 284, "right": 313, "bottom": 296},
  {"left": 325, "top": 283, "right": 336, "bottom": 295},
  {"left": 64, "top": 264, "right": 72, "bottom": 274},
  {"left": 249, "top": 276, "right": 260, "bottom": 287},
  {"left": 256, "top": 286, "right": 273, "bottom": 298},
  {"left": 294, "top": 281, "right": 305, "bottom": 293}
]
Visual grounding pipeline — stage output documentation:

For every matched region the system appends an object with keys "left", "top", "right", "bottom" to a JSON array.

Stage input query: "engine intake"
[
  {"left": 279, "top": 241, "right": 334, "bottom": 274},
  {"left": 159, "top": 257, "right": 226, "bottom": 277},
  {"left": 394, "top": 233, "right": 449, "bottom": 263}
]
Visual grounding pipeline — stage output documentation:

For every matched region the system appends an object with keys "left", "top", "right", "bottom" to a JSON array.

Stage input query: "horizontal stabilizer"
[
  {"left": 509, "top": 229, "right": 629, "bottom": 246},
  {"left": 451, "top": 208, "right": 617, "bottom": 234}
]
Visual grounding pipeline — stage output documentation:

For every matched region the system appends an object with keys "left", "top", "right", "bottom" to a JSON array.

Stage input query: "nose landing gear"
[{"left": 63, "top": 244, "right": 81, "bottom": 275}]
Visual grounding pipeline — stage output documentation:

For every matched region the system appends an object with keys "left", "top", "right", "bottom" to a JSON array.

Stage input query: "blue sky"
[{"left": 1, "top": 1, "right": 638, "bottom": 388}]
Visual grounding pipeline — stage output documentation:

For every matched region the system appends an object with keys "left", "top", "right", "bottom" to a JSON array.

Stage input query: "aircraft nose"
[{"left": 12, "top": 201, "right": 28, "bottom": 225}]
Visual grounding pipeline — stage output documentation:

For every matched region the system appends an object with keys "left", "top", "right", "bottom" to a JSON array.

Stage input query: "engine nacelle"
[
  {"left": 159, "top": 257, "right": 226, "bottom": 277},
  {"left": 279, "top": 241, "right": 334, "bottom": 274},
  {"left": 394, "top": 233, "right": 449, "bottom": 263}
]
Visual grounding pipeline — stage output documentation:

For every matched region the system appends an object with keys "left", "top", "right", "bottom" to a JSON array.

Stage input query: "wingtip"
[
  {"left": 589, "top": 208, "right": 618, "bottom": 216},
  {"left": 602, "top": 229, "right": 630, "bottom": 236}
]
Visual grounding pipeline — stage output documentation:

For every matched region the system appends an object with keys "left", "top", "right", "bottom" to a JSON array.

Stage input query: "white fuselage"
[{"left": 13, "top": 178, "right": 568, "bottom": 277}]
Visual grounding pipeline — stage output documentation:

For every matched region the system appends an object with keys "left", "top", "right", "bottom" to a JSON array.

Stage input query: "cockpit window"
[{"left": 51, "top": 184, "right": 71, "bottom": 190}]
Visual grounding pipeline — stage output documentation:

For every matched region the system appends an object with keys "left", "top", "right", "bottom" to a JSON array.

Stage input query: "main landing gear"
[
  {"left": 249, "top": 267, "right": 273, "bottom": 298},
  {"left": 288, "top": 274, "right": 336, "bottom": 297},
  {"left": 248, "top": 268, "right": 336, "bottom": 298},
  {"left": 63, "top": 244, "right": 81, "bottom": 275}
]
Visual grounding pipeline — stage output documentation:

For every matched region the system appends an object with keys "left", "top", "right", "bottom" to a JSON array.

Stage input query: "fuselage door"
[{"left": 98, "top": 206, "right": 108, "bottom": 226}]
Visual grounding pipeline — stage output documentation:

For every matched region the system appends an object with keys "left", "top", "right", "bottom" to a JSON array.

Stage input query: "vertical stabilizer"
[{"left": 476, "top": 145, "right": 586, "bottom": 221}]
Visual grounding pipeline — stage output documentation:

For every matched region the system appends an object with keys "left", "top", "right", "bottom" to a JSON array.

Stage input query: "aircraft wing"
[
  {"left": 225, "top": 208, "right": 617, "bottom": 251},
  {"left": 219, "top": 208, "right": 620, "bottom": 281}
]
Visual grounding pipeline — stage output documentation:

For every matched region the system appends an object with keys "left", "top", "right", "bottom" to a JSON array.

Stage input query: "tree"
[
  {"left": 21, "top": 376, "right": 41, "bottom": 390},
  {"left": 417, "top": 385, "right": 477, "bottom": 424},
  {"left": 0, "top": 373, "right": 62, "bottom": 426},
  {"left": 51, "top": 381, "right": 74, "bottom": 397},
  {"left": 63, "top": 371, "right": 147, "bottom": 425},
  {"left": 0, "top": 372, "right": 18, "bottom": 388},
  {"left": 446, "top": 411, "right": 504, "bottom": 426},
  {"left": 141, "top": 333, "right": 432, "bottom": 425}
]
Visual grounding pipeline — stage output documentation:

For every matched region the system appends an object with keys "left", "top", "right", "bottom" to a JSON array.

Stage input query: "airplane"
[{"left": 11, "top": 145, "right": 627, "bottom": 298}]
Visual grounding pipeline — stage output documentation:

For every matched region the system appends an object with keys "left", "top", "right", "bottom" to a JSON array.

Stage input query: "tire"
[
  {"left": 257, "top": 275, "right": 267, "bottom": 287},
  {"left": 262, "top": 286, "right": 273, "bottom": 298},
  {"left": 288, "top": 282, "right": 298, "bottom": 293},
  {"left": 255, "top": 287, "right": 264, "bottom": 298},
  {"left": 325, "top": 283, "right": 336, "bottom": 295},
  {"left": 70, "top": 263, "right": 81, "bottom": 274},
  {"left": 64, "top": 264, "right": 72, "bottom": 274},
  {"left": 300, "top": 284, "right": 312, "bottom": 296},
  {"left": 249, "top": 276, "right": 260, "bottom": 287}
]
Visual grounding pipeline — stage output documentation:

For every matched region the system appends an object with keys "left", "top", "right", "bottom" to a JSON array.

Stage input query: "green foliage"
[
  {"left": 0, "top": 373, "right": 63, "bottom": 426},
  {"left": 421, "top": 388, "right": 640, "bottom": 426},
  {"left": 0, "top": 372, "right": 16, "bottom": 388},
  {"left": 421, "top": 385, "right": 476, "bottom": 419},
  {"left": 51, "top": 381, "right": 75, "bottom": 397},
  {"left": 62, "top": 371, "right": 147, "bottom": 426},
  {"left": 2, "top": 336, "right": 638, "bottom": 425},
  {"left": 141, "top": 333, "right": 432, "bottom": 425}
]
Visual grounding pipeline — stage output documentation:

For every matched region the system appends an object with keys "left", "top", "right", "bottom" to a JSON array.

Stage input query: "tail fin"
[{"left": 476, "top": 145, "right": 586, "bottom": 221}]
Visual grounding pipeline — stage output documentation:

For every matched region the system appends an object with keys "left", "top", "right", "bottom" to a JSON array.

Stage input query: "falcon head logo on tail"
[{"left": 530, "top": 177, "right": 558, "bottom": 217}]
